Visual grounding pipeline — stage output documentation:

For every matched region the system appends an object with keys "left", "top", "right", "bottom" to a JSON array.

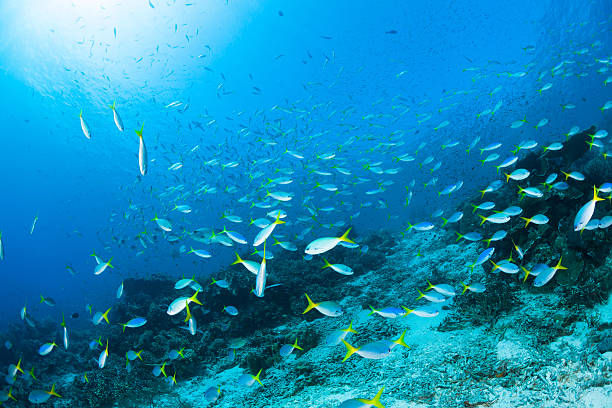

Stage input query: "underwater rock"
[{"left": 597, "top": 336, "right": 612, "bottom": 354}]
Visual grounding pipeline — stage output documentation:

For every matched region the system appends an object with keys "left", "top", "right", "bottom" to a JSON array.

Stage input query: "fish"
[
  {"left": 325, "top": 321, "right": 358, "bottom": 346},
  {"left": 136, "top": 125, "right": 148, "bottom": 176},
  {"left": 505, "top": 169, "right": 530, "bottom": 182},
  {"left": 94, "top": 257, "right": 113, "bottom": 275},
  {"left": 322, "top": 258, "right": 353, "bottom": 275},
  {"left": 79, "top": 110, "right": 91, "bottom": 139},
  {"left": 521, "top": 214, "right": 549, "bottom": 227},
  {"left": 38, "top": 341, "right": 57, "bottom": 356},
  {"left": 470, "top": 248, "right": 495, "bottom": 271},
  {"left": 342, "top": 330, "right": 409, "bottom": 361},
  {"left": 574, "top": 186, "right": 605, "bottom": 231},
  {"left": 279, "top": 338, "right": 303, "bottom": 357},
  {"left": 368, "top": 305, "right": 406, "bottom": 318},
  {"left": 254, "top": 241, "right": 267, "bottom": 297},
  {"left": 120, "top": 317, "right": 147, "bottom": 332},
  {"left": 98, "top": 340, "right": 109, "bottom": 368},
  {"left": 338, "top": 387, "right": 385, "bottom": 408},
  {"left": 460, "top": 282, "right": 486, "bottom": 294},
  {"left": 92, "top": 307, "right": 111, "bottom": 325},
  {"left": 238, "top": 369, "right": 263, "bottom": 387},
  {"left": 28, "top": 384, "right": 61, "bottom": 404},
  {"left": 305, "top": 228, "right": 354, "bottom": 255},
  {"left": 109, "top": 101, "right": 124, "bottom": 131},
  {"left": 126, "top": 350, "right": 143, "bottom": 361},
  {"left": 253, "top": 214, "right": 285, "bottom": 247},
  {"left": 302, "top": 293, "right": 343, "bottom": 317},
  {"left": 167, "top": 291, "right": 202, "bottom": 315}
]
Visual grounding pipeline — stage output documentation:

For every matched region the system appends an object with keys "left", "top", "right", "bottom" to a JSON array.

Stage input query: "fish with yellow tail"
[
  {"left": 302, "top": 293, "right": 343, "bottom": 317},
  {"left": 305, "top": 228, "right": 354, "bottom": 255}
]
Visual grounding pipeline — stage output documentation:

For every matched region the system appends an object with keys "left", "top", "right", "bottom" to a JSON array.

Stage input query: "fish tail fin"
[
  {"left": 520, "top": 217, "right": 530, "bottom": 228},
  {"left": 40, "top": 295, "right": 44, "bottom": 304},
  {"left": 79, "top": 109, "right": 83, "bottom": 118},
  {"left": 478, "top": 215, "right": 487, "bottom": 226},
  {"left": 368, "top": 305, "right": 378, "bottom": 316},
  {"left": 363, "top": 387, "right": 385, "bottom": 408},
  {"left": 521, "top": 266, "right": 530, "bottom": 282},
  {"left": 6, "top": 387, "right": 16, "bottom": 401},
  {"left": 441, "top": 217, "right": 448, "bottom": 227},
  {"left": 322, "top": 258, "right": 332, "bottom": 269},
  {"left": 184, "top": 302, "right": 192, "bottom": 323},
  {"left": 47, "top": 383, "right": 61, "bottom": 398},
  {"left": 393, "top": 330, "right": 410, "bottom": 348},
  {"left": 107, "top": 257, "right": 114, "bottom": 268},
  {"left": 189, "top": 290, "right": 202, "bottom": 306},
  {"left": 253, "top": 369, "right": 263, "bottom": 386},
  {"left": 555, "top": 256, "right": 568, "bottom": 270},
  {"left": 231, "top": 252, "right": 243, "bottom": 265},
  {"left": 341, "top": 339, "right": 359, "bottom": 362},
  {"left": 561, "top": 171, "right": 569, "bottom": 180},
  {"left": 593, "top": 185, "right": 605, "bottom": 202},
  {"left": 102, "top": 308, "right": 111, "bottom": 324},
  {"left": 29, "top": 366, "right": 37, "bottom": 380},
  {"left": 460, "top": 281, "right": 469, "bottom": 294},
  {"left": 338, "top": 227, "right": 354, "bottom": 243},
  {"left": 504, "top": 173, "right": 511, "bottom": 182},
  {"left": 110, "top": 101, "right": 115, "bottom": 109},
  {"left": 416, "top": 289, "right": 425, "bottom": 300},
  {"left": 137, "top": 349, "right": 143, "bottom": 360},
  {"left": 346, "top": 320, "right": 357, "bottom": 334},
  {"left": 401, "top": 306, "right": 413, "bottom": 317},
  {"left": 293, "top": 338, "right": 303, "bottom": 350},
  {"left": 121, "top": 323, "right": 127, "bottom": 333},
  {"left": 425, "top": 280, "right": 434, "bottom": 291},
  {"left": 302, "top": 293, "right": 318, "bottom": 314},
  {"left": 455, "top": 232, "right": 463, "bottom": 242}
]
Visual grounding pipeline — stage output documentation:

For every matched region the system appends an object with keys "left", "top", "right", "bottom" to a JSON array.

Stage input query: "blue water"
[{"left": 0, "top": 0, "right": 610, "bottom": 404}]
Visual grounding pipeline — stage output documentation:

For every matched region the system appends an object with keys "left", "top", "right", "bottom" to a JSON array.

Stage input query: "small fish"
[
  {"left": 342, "top": 331, "right": 409, "bottom": 361},
  {"left": 28, "top": 384, "right": 61, "bottom": 404},
  {"left": 305, "top": 228, "right": 354, "bottom": 255},
  {"left": 561, "top": 171, "right": 585, "bottom": 181},
  {"left": 136, "top": 125, "right": 148, "bottom": 176},
  {"left": 120, "top": 317, "right": 147, "bottom": 332},
  {"left": 98, "top": 341, "right": 109, "bottom": 368},
  {"left": 460, "top": 282, "right": 486, "bottom": 294},
  {"left": 223, "top": 306, "right": 239, "bottom": 316},
  {"left": 109, "top": 101, "right": 124, "bottom": 131},
  {"left": 574, "top": 186, "right": 605, "bottom": 231},
  {"left": 470, "top": 248, "right": 495, "bottom": 271},
  {"left": 505, "top": 169, "right": 530, "bottom": 182},
  {"left": 368, "top": 306, "right": 406, "bottom": 318},
  {"left": 521, "top": 214, "right": 549, "bottom": 227},
  {"left": 322, "top": 258, "right": 353, "bottom": 275},
  {"left": 38, "top": 341, "right": 57, "bottom": 356},
  {"left": 302, "top": 293, "right": 343, "bottom": 317},
  {"left": 79, "top": 110, "right": 91, "bottom": 139},
  {"left": 279, "top": 338, "right": 303, "bottom": 357},
  {"left": 238, "top": 369, "right": 263, "bottom": 387}
]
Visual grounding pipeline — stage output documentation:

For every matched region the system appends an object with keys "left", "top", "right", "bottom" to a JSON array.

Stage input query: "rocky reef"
[{"left": 0, "top": 127, "right": 610, "bottom": 407}]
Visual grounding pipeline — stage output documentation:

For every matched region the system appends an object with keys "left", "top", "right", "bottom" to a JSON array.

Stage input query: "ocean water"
[{"left": 0, "top": 0, "right": 611, "bottom": 407}]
